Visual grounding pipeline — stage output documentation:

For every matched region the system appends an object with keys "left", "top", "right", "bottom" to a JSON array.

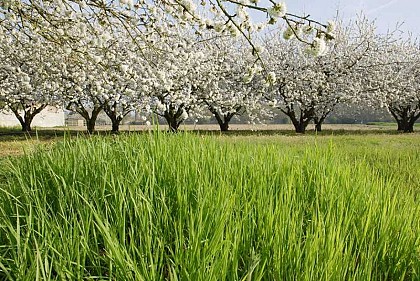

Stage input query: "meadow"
[{"left": 0, "top": 131, "right": 419, "bottom": 280}]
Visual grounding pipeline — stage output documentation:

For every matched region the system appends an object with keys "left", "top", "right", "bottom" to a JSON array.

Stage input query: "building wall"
[{"left": 0, "top": 106, "right": 65, "bottom": 127}]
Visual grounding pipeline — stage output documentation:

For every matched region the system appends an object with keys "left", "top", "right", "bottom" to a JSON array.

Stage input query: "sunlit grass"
[{"left": 0, "top": 132, "right": 419, "bottom": 280}]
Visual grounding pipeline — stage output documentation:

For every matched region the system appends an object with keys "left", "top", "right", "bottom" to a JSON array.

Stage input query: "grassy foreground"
[{"left": 0, "top": 133, "right": 419, "bottom": 280}]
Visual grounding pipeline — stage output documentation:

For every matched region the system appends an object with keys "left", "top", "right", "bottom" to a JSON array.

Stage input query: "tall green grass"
[{"left": 0, "top": 133, "right": 419, "bottom": 280}]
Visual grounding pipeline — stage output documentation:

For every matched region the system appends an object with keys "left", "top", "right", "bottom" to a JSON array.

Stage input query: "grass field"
[{"left": 0, "top": 131, "right": 419, "bottom": 280}]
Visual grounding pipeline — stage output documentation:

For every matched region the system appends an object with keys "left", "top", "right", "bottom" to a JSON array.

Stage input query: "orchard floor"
[
  {"left": 41, "top": 122, "right": 416, "bottom": 132},
  {"left": 0, "top": 123, "right": 419, "bottom": 157}
]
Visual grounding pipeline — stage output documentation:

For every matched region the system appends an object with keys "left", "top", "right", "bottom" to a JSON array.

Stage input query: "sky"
[{"left": 256, "top": 0, "right": 419, "bottom": 37}]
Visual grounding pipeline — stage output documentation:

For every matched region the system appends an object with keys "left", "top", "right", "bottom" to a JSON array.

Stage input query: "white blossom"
[
  {"left": 267, "top": 2, "right": 287, "bottom": 19},
  {"left": 327, "top": 20, "right": 336, "bottom": 33}
]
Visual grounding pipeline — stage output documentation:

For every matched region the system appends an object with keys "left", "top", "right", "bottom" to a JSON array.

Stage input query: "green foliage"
[{"left": 0, "top": 133, "right": 419, "bottom": 280}]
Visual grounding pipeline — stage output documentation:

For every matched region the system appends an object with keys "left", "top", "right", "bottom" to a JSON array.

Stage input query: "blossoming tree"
[
  {"left": 263, "top": 35, "right": 331, "bottom": 133},
  {"left": 262, "top": 18, "right": 375, "bottom": 133},
  {"left": 91, "top": 33, "right": 149, "bottom": 133},
  {"left": 197, "top": 36, "right": 266, "bottom": 131},
  {"left": 0, "top": 0, "right": 332, "bottom": 68},
  {"left": 359, "top": 36, "right": 420, "bottom": 132},
  {"left": 60, "top": 48, "right": 106, "bottom": 134},
  {"left": 0, "top": 29, "right": 62, "bottom": 131},
  {"left": 310, "top": 18, "right": 376, "bottom": 131},
  {"left": 140, "top": 31, "right": 209, "bottom": 132}
]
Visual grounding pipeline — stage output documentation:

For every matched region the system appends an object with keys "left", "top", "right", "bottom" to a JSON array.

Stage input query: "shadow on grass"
[{"left": 0, "top": 127, "right": 414, "bottom": 142}]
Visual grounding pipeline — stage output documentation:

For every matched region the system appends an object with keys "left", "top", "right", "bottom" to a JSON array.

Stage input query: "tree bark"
[
  {"left": 405, "top": 123, "right": 414, "bottom": 133},
  {"left": 166, "top": 116, "right": 179, "bottom": 133},
  {"left": 397, "top": 120, "right": 414, "bottom": 133},
  {"left": 104, "top": 111, "right": 122, "bottom": 133},
  {"left": 83, "top": 106, "right": 102, "bottom": 134},
  {"left": 292, "top": 121, "right": 308, "bottom": 133},
  {"left": 163, "top": 106, "right": 185, "bottom": 133},
  {"left": 23, "top": 111, "right": 36, "bottom": 132},
  {"left": 111, "top": 120, "right": 120, "bottom": 133},
  {"left": 390, "top": 106, "right": 419, "bottom": 133},
  {"left": 219, "top": 122, "right": 229, "bottom": 132},
  {"left": 9, "top": 108, "right": 26, "bottom": 131},
  {"left": 313, "top": 106, "right": 334, "bottom": 133},
  {"left": 289, "top": 113, "right": 312, "bottom": 133},
  {"left": 397, "top": 121, "right": 404, "bottom": 131},
  {"left": 214, "top": 112, "right": 233, "bottom": 132},
  {"left": 14, "top": 114, "right": 28, "bottom": 132},
  {"left": 314, "top": 122, "right": 322, "bottom": 132},
  {"left": 86, "top": 119, "right": 96, "bottom": 134},
  {"left": 281, "top": 105, "right": 314, "bottom": 134},
  {"left": 207, "top": 103, "right": 237, "bottom": 132},
  {"left": 314, "top": 115, "right": 327, "bottom": 132},
  {"left": 10, "top": 104, "right": 47, "bottom": 132},
  {"left": 162, "top": 112, "right": 180, "bottom": 133},
  {"left": 20, "top": 120, "right": 32, "bottom": 132},
  {"left": 102, "top": 101, "right": 132, "bottom": 133}
]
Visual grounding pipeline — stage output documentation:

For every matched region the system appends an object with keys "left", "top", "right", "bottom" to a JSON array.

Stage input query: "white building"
[{"left": 0, "top": 106, "right": 65, "bottom": 128}]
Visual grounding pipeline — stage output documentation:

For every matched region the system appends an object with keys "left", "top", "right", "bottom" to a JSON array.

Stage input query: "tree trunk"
[
  {"left": 105, "top": 111, "right": 121, "bottom": 133},
  {"left": 397, "top": 121, "right": 404, "bottom": 131},
  {"left": 111, "top": 120, "right": 120, "bottom": 133},
  {"left": 163, "top": 112, "right": 180, "bottom": 133},
  {"left": 12, "top": 112, "right": 28, "bottom": 132},
  {"left": 405, "top": 124, "right": 414, "bottom": 133},
  {"left": 85, "top": 106, "right": 102, "bottom": 134},
  {"left": 397, "top": 120, "right": 414, "bottom": 133},
  {"left": 396, "top": 117, "right": 409, "bottom": 132},
  {"left": 163, "top": 107, "right": 185, "bottom": 133},
  {"left": 20, "top": 120, "right": 32, "bottom": 132},
  {"left": 390, "top": 106, "right": 418, "bottom": 133},
  {"left": 313, "top": 111, "right": 331, "bottom": 132},
  {"left": 10, "top": 105, "right": 47, "bottom": 132},
  {"left": 15, "top": 115, "right": 29, "bottom": 132},
  {"left": 215, "top": 115, "right": 231, "bottom": 132},
  {"left": 292, "top": 122, "right": 307, "bottom": 133},
  {"left": 167, "top": 117, "right": 179, "bottom": 133},
  {"left": 219, "top": 122, "right": 229, "bottom": 132},
  {"left": 313, "top": 116, "right": 325, "bottom": 132},
  {"left": 282, "top": 107, "right": 313, "bottom": 134},
  {"left": 86, "top": 119, "right": 96, "bottom": 134},
  {"left": 102, "top": 101, "right": 132, "bottom": 134},
  {"left": 314, "top": 122, "right": 322, "bottom": 132},
  {"left": 290, "top": 115, "right": 309, "bottom": 133},
  {"left": 212, "top": 111, "right": 234, "bottom": 132},
  {"left": 22, "top": 112, "right": 35, "bottom": 132},
  {"left": 21, "top": 118, "right": 33, "bottom": 131}
]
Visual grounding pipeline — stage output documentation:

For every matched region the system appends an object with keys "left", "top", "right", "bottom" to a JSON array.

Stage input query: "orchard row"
[{"left": 0, "top": 2, "right": 419, "bottom": 133}]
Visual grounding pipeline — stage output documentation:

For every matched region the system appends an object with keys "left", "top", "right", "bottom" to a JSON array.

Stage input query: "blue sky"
[{"left": 253, "top": 0, "right": 419, "bottom": 36}]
